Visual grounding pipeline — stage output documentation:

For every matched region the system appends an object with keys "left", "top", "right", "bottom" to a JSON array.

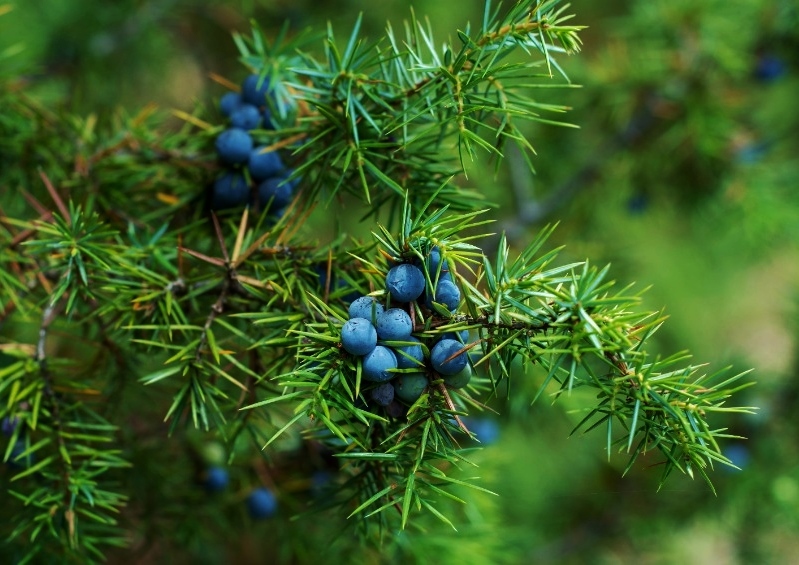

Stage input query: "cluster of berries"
[
  {"left": 211, "top": 74, "right": 296, "bottom": 214},
  {"left": 340, "top": 248, "right": 472, "bottom": 411}
]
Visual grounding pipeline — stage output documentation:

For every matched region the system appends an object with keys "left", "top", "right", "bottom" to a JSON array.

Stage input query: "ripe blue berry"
[
  {"left": 362, "top": 346, "right": 397, "bottom": 382},
  {"left": 341, "top": 318, "right": 378, "bottom": 356},
  {"left": 7, "top": 440, "right": 32, "bottom": 469},
  {"left": 430, "top": 338, "right": 468, "bottom": 375},
  {"left": 211, "top": 172, "right": 250, "bottom": 210},
  {"left": 627, "top": 193, "right": 648, "bottom": 214},
  {"left": 248, "top": 147, "right": 284, "bottom": 181},
  {"left": 247, "top": 487, "right": 278, "bottom": 519},
  {"left": 311, "top": 470, "right": 332, "bottom": 497},
  {"left": 441, "top": 329, "right": 469, "bottom": 343},
  {"left": 443, "top": 363, "right": 471, "bottom": 389},
  {"left": 241, "top": 74, "right": 272, "bottom": 107},
  {"left": 348, "top": 296, "right": 385, "bottom": 324},
  {"left": 1, "top": 416, "right": 17, "bottom": 437},
  {"left": 754, "top": 54, "right": 786, "bottom": 83},
  {"left": 386, "top": 400, "right": 406, "bottom": 418},
  {"left": 261, "top": 108, "right": 275, "bottom": 130},
  {"left": 370, "top": 383, "right": 395, "bottom": 407},
  {"left": 376, "top": 308, "right": 413, "bottom": 341},
  {"left": 386, "top": 264, "right": 426, "bottom": 302},
  {"left": 204, "top": 466, "right": 229, "bottom": 493},
  {"left": 430, "top": 278, "right": 460, "bottom": 311},
  {"left": 393, "top": 336, "right": 424, "bottom": 369},
  {"left": 463, "top": 417, "right": 500, "bottom": 445},
  {"left": 215, "top": 128, "right": 253, "bottom": 165},
  {"left": 722, "top": 443, "right": 750, "bottom": 473},
  {"left": 256, "top": 176, "right": 293, "bottom": 210},
  {"left": 427, "top": 247, "right": 452, "bottom": 279},
  {"left": 736, "top": 140, "right": 770, "bottom": 165},
  {"left": 393, "top": 373, "right": 429, "bottom": 403},
  {"left": 230, "top": 104, "right": 262, "bottom": 130},
  {"left": 220, "top": 92, "right": 243, "bottom": 117}
]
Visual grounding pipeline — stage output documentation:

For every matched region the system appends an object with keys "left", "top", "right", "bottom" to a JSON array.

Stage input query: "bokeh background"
[{"left": 1, "top": 0, "right": 797, "bottom": 563}]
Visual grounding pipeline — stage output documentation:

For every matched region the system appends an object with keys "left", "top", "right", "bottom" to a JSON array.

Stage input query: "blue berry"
[
  {"left": 215, "top": 128, "right": 253, "bottom": 165},
  {"left": 362, "top": 346, "right": 397, "bottom": 382},
  {"left": 370, "top": 383, "right": 395, "bottom": 407},
  {"left": 627, "top": 194, "right": 648, "bottom": 214},
  {"left": 463, "top": 417, "right": 500, "bottom": 445},
  {"left": 248, "top": 147, "right": 284, "bottom": 181},
  {"left": 314, "top": 264, "right": 331, "bottom": 289},
  {"left": 722, "top": 443, "right": 750, "bottom": 473},
  {"left": 247, "top": 487, "right": 278, "bottom": 519},
  {"left": 348, "top": 296, "right": 385, "bottom": 324},
  {"left": 7, "top": 440, "right": 32, "bottom": 469},
  {"left": 443, "top": 363, "right": 471, "bottom": 389},
  {"left": 441, "top": 329, "right": 469, "bottom": 343},
  {"left": 430, "top": 278, "right": 460, "bottom": 311},
  {"left": 387, "top": 400, "right": 407, "bottom": 419},
  {"left": 735, "top": 142, "right": 769, "bottom": 165},
  {"left": 204, "top": 466, "right": 229, "bottom": 493},
  {"left": 211, "top": 172, "right": 250, "bottom": 210},
  {"left": 386, "top": 264, "right": 426, "bottom": 302},
  {"left": 262, "top": 108, "right": 276, "bottom": 130},
  {"left": 341, "top": 318, "right": 378, "bottom": 356},
  {"left": 393, "top": 373, "right": 429, "bottom": 403},
  {"left": 242, "top": 74, "right": 272, "bottom": 107},
  {"left": 393, "top": 336, "right": 424, "bottom": 369},
  {"left": 754, "top": 54, "right": 786, "bottom": 83},
  {"left": 430, "top": 338, "right": 467, "bottom": 375},
  {"left": 257, "top": 176, "right": 294, "bottom": 210},
  {"left": 220, "top": 92, "right": 243, "bottom": 117},
  {"left": 427, "top": 247, "right": 452, "bottom": 279},
  {"left": 311, "top": 470, "right": 332, "bottom": 497},
  {"left": 376, "top": 308, "right": 413, "bottom": 341},
  {"left": 230, "top": 104, "right": 262, "bottom": 130},
  {"left": 1, "top": 416, "right": 17, "bottom": 437}
]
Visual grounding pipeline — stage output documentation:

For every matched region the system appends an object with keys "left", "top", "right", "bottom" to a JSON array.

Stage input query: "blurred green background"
[{"left": 1, "top": 0, "right": 797, "bottom": 563}]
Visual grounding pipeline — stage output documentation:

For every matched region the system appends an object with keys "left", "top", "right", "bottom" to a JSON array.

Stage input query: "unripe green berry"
[{"left": 393, "top": 373, "right": 429, "bottom": 403}]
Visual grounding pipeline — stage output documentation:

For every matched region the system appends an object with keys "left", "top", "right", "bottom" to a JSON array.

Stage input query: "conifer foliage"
[{"left": 0, "top": 1, "right": 752, "bottom": 562}]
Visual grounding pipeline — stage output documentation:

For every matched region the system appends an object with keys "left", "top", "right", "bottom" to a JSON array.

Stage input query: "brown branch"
[
  {"left": 416, "top": 313, "right": 553, "bottom": 334},
  {"left": 38, "top": 170, "right": 71, "bottom": 224},
  {"left": 194, "top": 271, "right": 234, "bottom": 364},
  {"left": 35, "top": 297, "right": 76, "bottom": 530}
]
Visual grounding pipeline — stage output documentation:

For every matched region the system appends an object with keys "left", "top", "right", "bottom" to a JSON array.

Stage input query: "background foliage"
[{"left": 1, "top": 0, "right": 797, "bottom": 563}]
